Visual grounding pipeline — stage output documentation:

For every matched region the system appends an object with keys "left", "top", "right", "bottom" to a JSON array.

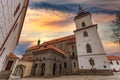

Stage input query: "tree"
[{"left": 111, "top": 14, "right": 120, "bottom": 45}]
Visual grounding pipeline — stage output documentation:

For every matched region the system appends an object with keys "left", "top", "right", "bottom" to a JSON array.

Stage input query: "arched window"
[
  {"left": 116, "top": 61, "right": 119, "bottom": 65},
  {"left": 73, "top": 62, "right": 76, "bottom": 68},
  {"left": 86, "top": 44, "right": 92, "bottom": 53},
  {"left": 64, "top": 62, "right": 67, "bottom": 68},
  {"left": 72, "top": 52, "right": 75, "bottom": 57},
  {"left": 82, "top": 22, "right": 86, "bottom": 27},
  {"left": 83, "top": 31, "right": 88, "bottom": 37}
]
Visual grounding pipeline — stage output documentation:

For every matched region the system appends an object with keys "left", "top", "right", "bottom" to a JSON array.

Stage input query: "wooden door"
[{"left": 5, "top": 61, "right": 13, "bottom": 70}]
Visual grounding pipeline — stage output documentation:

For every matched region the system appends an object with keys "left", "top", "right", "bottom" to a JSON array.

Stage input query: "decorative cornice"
[
  {"left": 74, "top": 24, "right": 97, "bottom": 32},
  {"left": 74, "top": 12, "right": 90, "bottom": 20},
  {"left": 78, "top": 53, "right": 106, "bottom": 57}
]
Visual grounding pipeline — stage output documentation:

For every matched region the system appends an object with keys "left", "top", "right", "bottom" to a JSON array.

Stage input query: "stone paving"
[{"left": 10, "top": 75, "right": 120, "bottom": 80}]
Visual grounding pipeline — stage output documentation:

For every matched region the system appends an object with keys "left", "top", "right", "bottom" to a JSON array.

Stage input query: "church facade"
[
  {"left": 74, "top": 6, "right": 112, "bottom": 75},
  {"left": 13, "top": 6, "right": 113, "bottom": 78}
]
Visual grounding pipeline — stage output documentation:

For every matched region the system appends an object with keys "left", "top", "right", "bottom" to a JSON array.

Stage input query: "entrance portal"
[
  {"left": 5, "top": 61, "right": 13, "bottom": 70},
  {"left": 33, "top": 63, "right": 38, "bottom": 76},
  {"left": 59, "top": 64, "right": 62, "bottom": 75},
  {"left": 14, "top": 66, "right": 24, "bottom": 77},
  {"left": 41, "top": 63, "right": 45, "bottom": 76},
  {"left": 53, "top": 63, "right": 56, "bottom": 76}
]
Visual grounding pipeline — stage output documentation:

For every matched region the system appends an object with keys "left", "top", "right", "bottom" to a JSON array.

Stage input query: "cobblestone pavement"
[{"left": 10, "top": 75, "right": 120, "bottom": 80}]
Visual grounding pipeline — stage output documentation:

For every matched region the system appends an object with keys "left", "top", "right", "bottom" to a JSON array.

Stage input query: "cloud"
[
  {"left": 92, "top": 14, "right": 115, "bottom": 23},
  {"left": 29, "top": 1, "right": 120, "bottom": 14},
  {"left": 29, "top": 2, "right": 78, "bottom": 13},
  {"left": 103, "top": 41, "right": 120, "bottom": 54}
]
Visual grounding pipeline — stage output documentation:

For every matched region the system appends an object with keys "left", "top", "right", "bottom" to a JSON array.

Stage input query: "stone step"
[{"left": 0, "top": 71, "right": 11, "bottom": 80}]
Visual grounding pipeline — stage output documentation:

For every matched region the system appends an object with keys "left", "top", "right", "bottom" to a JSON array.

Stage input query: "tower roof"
[{"left": 75, "top": 5, "right": 90, "bottom": 20}]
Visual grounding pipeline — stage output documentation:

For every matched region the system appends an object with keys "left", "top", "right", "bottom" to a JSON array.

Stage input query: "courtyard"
[{"left": 10, "top": 74, "right": 120, "bottom": 80}]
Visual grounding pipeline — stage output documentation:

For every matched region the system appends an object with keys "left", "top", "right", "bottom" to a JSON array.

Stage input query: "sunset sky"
[{"left": 14, "top": 0, "right": 120, "bottom": 57}]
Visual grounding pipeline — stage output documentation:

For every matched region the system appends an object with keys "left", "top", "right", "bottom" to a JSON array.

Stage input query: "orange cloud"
[
  {"left": 20, "top": 8, "right": 75, "bottom": 45},
  {"left": 103, "top": 41, "right": 120, "bottom": 53},
  {"left": 92, "top": 14, "right": 115, "bottom": 24}
]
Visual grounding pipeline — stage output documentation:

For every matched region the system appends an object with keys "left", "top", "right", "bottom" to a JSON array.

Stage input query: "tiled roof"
[
  {"left": 28, "top": 35, "right": 75, "bottom": 51},
  {"left": 34, "top": 45, "right": 66, "bottom": 55},
  {"left": 8, "top": 53, "right": 19, "bottom": 59},
  {"left": 42, "top": 35, "right": 75, "bottom": 45},
  {"left": 107, "top": 56, "right": 120, "bottom": 60},
  {"left": 28, "top": 45, "right": 40, "bottom": 51}
]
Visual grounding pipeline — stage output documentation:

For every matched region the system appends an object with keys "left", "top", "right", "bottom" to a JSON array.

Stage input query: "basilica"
[{"left": 12, "top": 6, "right": 113, "bottom": 78}]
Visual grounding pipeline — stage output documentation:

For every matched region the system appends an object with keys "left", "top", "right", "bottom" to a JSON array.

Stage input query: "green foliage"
[{"left": 111, "top": 14, "right": 120, "bottom": 45}]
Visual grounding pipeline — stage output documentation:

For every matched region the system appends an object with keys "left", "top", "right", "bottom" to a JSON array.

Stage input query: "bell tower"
[{"left": 74, "top": 6, "right": 112, "bottom": 75}]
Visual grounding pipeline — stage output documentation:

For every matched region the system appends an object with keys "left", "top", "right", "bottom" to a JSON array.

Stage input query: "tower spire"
[
  {"left": 37, "top": 38, "right": 41, "bottom": 45},
  {"left": 78, "top": 5, "right": 85, "bottom": 13},
  {"left": 75, "top": 5, "right": 90, "bottom": 20}
]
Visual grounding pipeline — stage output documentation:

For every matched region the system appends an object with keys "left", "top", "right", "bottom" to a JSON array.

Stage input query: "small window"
[
  {"left": 72, "top": 52, "right": 75, "bottom": 57},
  {"left": 116, "top": 61, "right": 119, "bottom": 65},
  {"left": 110, "top": 60, "right": 113, "bottom": 65},
  {"left": 113, "top": 68, "right": 116, "bottom": 72},
  {"left": 83, "top": 31, "right": 88, "bottom": 37},
  {"left": 72, "top": 46, "right": 74, "bottom": 50},
  {"left": 14, "top": 3, "right": 21, "bottom": 16},
  {"left": 81, "top": 66, "right": 83, "bottom": 68},
  {"left": 86, "top": 44, "right": 92, "bottom": 53},
  {"left": 103, "top": 65, "right": 106, "bottom": 68},
  {"left": 82, "top": 22, "right": 86, "bottom": 27}
]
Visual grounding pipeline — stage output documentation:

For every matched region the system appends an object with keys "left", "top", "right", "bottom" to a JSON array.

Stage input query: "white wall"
[
  {"left": 0, "top": 0, "right": 28, "bottom": 71},
  {"left": 75, "top": 26, "right": 105, "bottom": 56},
  {"left": 78, "top": 55, "right": 111, "bottom": 69},
  {"left": 109, "top": 60, "right": 120, "bottom": 71},
  {"left": 74, "top": 14, "right": 92, "bottom": 30},
  {"left": 17, "top": 60, "right": 33, "bottom": 77},
  {"left": 74, "top": 12, "right": 111, "bottom": 70}
]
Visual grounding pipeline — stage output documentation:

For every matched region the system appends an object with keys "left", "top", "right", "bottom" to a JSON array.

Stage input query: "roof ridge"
[{"left": 28, "top": 34, "right": 75, "bottom": 51}]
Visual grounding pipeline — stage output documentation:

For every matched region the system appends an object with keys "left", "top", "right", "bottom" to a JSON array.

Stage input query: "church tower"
[{"left": 74, "top": 6, "right": 112, "bottom": 75}]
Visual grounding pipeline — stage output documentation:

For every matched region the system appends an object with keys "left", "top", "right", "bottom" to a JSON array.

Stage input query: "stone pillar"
[
  {"left": 44, "top": 61, "right": 53, "bottom": 77},
  {"left": 36, "top": 62, "right": 41, "bottom": 77}
]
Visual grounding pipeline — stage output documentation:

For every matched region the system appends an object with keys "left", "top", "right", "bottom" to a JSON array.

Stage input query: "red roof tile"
[
  {"left": 34, "top": 45, "right": 66, "bottom": 55},
  {"left": 107, "top": 56, "right": 120, "bottom": 60},
  {"left": 42, "top": 35, "right": 75, "bottom": 45},
  {"left": 28, "top": 35, "right": 75, "bottom": 51}
]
